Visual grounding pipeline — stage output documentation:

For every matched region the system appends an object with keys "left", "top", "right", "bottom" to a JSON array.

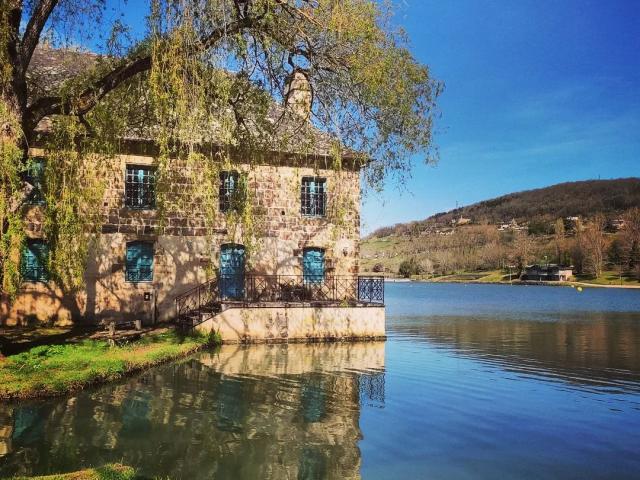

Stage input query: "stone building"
[{"left": 1, "top": 48, "right": 385, "bottom": 341}]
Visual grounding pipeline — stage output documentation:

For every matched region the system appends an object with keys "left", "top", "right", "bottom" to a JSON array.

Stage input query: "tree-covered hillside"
[
  {"left": 362, "top": 179, "right": 640, "bottom": 282},
  {"left": 370, "top": 178, "right": 640, "bottom": 238}
]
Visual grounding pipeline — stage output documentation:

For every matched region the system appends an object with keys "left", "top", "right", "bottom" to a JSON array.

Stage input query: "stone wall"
[
  {"left": 195, "top": 305, "right": 386, "bottom": 343},
  {"left": 2, "top": 151, "right": 363, "bottom": 325}
]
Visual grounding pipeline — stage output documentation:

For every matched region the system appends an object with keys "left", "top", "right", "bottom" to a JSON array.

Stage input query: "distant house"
[
  {"left": 454, "top": 217, "right": 472, "bottom": 226},
  {"left": 611, "top": 218, "right": 626, "bottom": 230},
  {"left": 521, "top": 264, "right": 573, "bottom": 282},
  {"left": 497, "top": 219, "right": 527, "bottom": 232}
]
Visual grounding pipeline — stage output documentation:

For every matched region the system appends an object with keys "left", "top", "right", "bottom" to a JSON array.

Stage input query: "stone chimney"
[{"left": 284, "top": 68, "right": 312, "bottom": 120}]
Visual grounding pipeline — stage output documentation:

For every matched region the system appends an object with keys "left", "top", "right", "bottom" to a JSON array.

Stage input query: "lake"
[{"left": 1, "top": 283, "right": 640, "bottom": 479}]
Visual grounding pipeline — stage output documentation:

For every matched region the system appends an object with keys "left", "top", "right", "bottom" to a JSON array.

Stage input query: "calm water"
[{"left": 2, "top": 283, "right": 640, "bottom": 479}]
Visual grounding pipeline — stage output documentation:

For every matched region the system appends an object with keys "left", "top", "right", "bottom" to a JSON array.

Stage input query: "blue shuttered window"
[
  {"left": 125, "top": 166, "right": 156, "bottom": 209},
  {"left": 301, "top": 377, "right": 326, "bottom": 423},
  {"left": 125, "top": 242, "right": 154, "bottom": 282},
  {"left": 303, "top": 248, "right": 325, "bottom": 284},
  {"left": 298, "top": 447, "right": 327, "bottom": 479},
  {"left": 219, "top": 244, "right": 245, "bottom": 300},
  {"left": 219, "top": 171, "right": 246, "bottom": 213},
  {"left": 301, "top": 177, "right": 326, "bottom": 216},
  {"left": 25, "top": 158, "right": 46, "bottom": 205},
  {"left": 21, "top": 240, "right": 49, "bottom": 282}
]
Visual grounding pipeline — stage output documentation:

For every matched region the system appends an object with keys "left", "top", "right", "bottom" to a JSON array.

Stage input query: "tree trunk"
[{"left": 2, "top": 0, "right": 29, "bottom": 157}]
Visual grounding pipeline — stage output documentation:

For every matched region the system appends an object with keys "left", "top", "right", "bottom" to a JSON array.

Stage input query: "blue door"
[
  {"left": 303, "top": 248, "right": 325, "bottom": 284},
  {"left": 220, "top": 244, "right": 245, "bottom": 299}
]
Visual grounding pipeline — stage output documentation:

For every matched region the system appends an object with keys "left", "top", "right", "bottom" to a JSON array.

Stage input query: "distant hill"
[{"left": 369, "top": 178, "right": 640, "bottom": 238}]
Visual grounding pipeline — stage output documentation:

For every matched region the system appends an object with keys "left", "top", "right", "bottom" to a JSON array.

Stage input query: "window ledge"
[{"left": 123, "top": 206, "right": 156, "bottom": 211}]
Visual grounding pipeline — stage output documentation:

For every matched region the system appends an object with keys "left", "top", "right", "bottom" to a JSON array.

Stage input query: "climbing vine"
[
  {"left": 0, "top": 101, "right": 25, "bottom": 298},
  {"left": 2, "top": 0, "right": 441, "bottom": 297},
  {"left": 41, "top": 117, "right": 108, "bottom": 292}
]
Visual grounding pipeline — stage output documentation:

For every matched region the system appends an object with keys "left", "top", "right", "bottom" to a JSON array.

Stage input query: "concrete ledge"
[{"left": 195, "top": 305, "right": 385, "bottom": 343}]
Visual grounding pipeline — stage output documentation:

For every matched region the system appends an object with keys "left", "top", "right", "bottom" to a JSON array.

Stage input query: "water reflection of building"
[
  {"left": 0, "top": 342, "right": 385, "bottom": 479},
  {"left": 0, "top": 409, "right": 12, "bottom": 456}
]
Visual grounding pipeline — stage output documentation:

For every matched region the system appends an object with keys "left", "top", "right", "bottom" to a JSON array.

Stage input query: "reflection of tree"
[
  {"left": 395, "top": 314, "right": 640, "bottom": 390},
  {"left": 0, "top": 342, "right": 386, "bottom": 479}
]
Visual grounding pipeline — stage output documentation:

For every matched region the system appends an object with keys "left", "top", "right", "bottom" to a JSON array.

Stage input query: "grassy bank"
[
  {"left": 407, "top": 270, "right": 511, "bottom": 283},
  {"left": 0, "top": 330, "right": 210, "bottom": 400},
  {"left": 8, "top": 464, "right": 136, "bottom": 480},
  {"left": 575, "top": 271, "right": 640, "bottom": 287},
  {"left": 398, "top": 269, "right": 640, "bottom": 288}
]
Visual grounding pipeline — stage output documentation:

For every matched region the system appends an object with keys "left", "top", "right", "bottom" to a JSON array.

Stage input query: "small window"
[
  {"left": 125, "top": 166, "right": 156, "bottom": 209},
  {"left": 25, "top": 158, "right": 46, "bottom": 205},
  {"left": 219, "top": 171, "right": 247, "bottom": 213},
  {"left": 21, "top": 239, "right": 49, "bottom": 282},
  {"left": 125, "top": 241, "right": 154, "bottom": 283},
  {"left": 301, "top": 177, "right": 326, "bottom": 217}
]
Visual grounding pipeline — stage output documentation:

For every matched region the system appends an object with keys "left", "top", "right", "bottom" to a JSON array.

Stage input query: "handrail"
[{"left": 174, "top": 275, "right": 384, "bottom": 326}]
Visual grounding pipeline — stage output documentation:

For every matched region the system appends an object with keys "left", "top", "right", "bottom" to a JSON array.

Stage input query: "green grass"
[
  {"left": 476, "top": 270, "right": 512, "bottom": 283},
  {"left": 408, "top": 270, "right": 509, "bottom": 283},
  {"left": 575, "top": 271, "right": 640, "bottom": 286},
  {"left": 6, "top": 463, "right": 136, "bottom": 479},
  {"left": 0, "top": 330, "right": 208, "bottom": 400},
  {"left": 0, "top": 327, "right": 74, "bottom": 344}
]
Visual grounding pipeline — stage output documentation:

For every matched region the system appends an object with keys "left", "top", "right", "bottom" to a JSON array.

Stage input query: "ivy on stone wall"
[{"left": 1, "top": 0, "right": 440, "bottom": 297}]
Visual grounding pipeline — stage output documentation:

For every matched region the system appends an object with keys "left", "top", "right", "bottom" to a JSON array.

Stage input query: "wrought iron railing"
[
  {"left": 175, "top": 275, "right": 384, "bottom": 325},
  {"left": 174, "top": 278, "right": 220, "bottom": 325}
]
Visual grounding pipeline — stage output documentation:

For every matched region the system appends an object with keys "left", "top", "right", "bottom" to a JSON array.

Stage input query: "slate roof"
[{"left": 27, "top": 46, "right": 359, "bottom": 163}]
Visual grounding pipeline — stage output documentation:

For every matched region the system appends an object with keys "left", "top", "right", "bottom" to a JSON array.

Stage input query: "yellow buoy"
[{"left": 577, "top": 286, "right": 583, "bottom": 292}]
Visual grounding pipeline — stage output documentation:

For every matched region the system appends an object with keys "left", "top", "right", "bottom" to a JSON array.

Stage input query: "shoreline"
[
  {"left": 0, "top": 330, "right": 210, "bottom": 402},
  {"left": 385, "top": 277, "right": 640, "bottom": 289}
]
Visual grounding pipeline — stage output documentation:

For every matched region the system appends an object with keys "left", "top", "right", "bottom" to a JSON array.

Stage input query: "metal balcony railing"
[{"left": 175, "top": 275, "right": 384, "bottom": 326}]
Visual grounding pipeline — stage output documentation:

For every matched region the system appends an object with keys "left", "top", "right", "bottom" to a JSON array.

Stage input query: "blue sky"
[
  {"left": 63, "top": 1, "right": 639, "bottom": 234},
  {"left": 361, "top": 0, "right": 640, "bottom": 234}
]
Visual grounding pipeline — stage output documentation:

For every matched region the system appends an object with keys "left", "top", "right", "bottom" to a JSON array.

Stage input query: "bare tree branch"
[
  {"left": 25, "top": 14, "right": 257, "bottom": 134},
  {"left": 21, "top": 0, "right": 60, "bottom": 70},
  {"left": 3, "top": 1, "right": 23, "bottom": 77}
]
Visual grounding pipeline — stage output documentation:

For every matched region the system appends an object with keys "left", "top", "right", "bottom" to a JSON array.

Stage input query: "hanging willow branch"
[{"left": 1, "top": 0, "right": 441, "bottom": 297}]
